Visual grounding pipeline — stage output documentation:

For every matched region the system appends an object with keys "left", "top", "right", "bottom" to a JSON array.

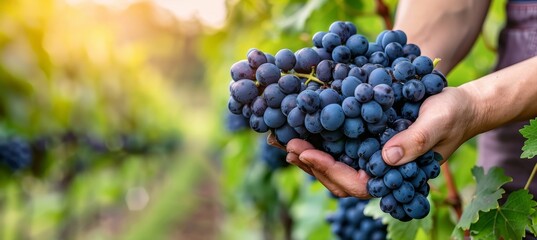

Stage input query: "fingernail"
[{"left": 385, "top": 147, "right": 403, "bottom": 164}]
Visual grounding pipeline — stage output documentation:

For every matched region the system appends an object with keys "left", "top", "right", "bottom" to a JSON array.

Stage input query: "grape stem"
[
  {"left": 375, "top": 0, "right": 392, "bottom": 30},
  {"left": 433, "top": 58, "right": 442, "bottom": 68},
  {"left": 442, "top": 163, "right": 463, "bottom": 220},
  {"left": 282, "top": 68, "right": 325, "bottom": 86},
  {"left": 524, "top": 162, "right": 537, "bottom": 190}
]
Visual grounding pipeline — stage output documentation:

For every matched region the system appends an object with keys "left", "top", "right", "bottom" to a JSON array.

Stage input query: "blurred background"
[{"left": 0, "top": 0, "right": 505, "bottom": 239}]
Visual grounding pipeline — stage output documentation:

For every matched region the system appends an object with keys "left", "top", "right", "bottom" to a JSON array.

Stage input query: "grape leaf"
[
  {"left": 470, "top": 190, "right": 537, "bottom": 239},
  {"left": 454, "top": 167, "right": 512, "bottom": 232},
  {"left": 364, "top": 198, "right": 433, "bottom": 240},
  {"left": 520, "top": 118, "right": 537, "bottom": 159},
  {"left": 528, "top": 206, "right": 537, "bottom": 236}
]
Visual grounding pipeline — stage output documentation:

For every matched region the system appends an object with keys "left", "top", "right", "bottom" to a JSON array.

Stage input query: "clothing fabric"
[{"left": 477, "top": 1, "right": 537, "bottom": 196}]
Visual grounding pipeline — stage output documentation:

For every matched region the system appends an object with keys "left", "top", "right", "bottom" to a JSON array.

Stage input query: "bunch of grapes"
[
  {"left": 227, "top": 20, "right": 446, "bottom": 220},
  {"left": 0, "top": 138, "right": 32, "bottom": 171},
  {"left": 326, "top": 197, "right": 387, "bottom": 240}
]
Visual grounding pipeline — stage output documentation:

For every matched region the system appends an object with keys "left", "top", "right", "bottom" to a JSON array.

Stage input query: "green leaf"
[
  {"left": 470, "top": 190, "right": 537, "bottom": 239},
  {"left": 364, "top": 198, "right": 433, "bottom": 240},
  {"left": 520, "top": 118, "right": 537, "bottom": 159},
  {"left": 528, "top": 205, "right": 537, "bottom": 236},
  {"left": 454, "top": 167, "right": 512, "bottom": 232},
  {"left": 278, "top": 0, "right": 327, "bottom": 31}
]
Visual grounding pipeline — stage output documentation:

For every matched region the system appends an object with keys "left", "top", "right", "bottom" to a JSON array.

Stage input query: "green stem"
[
  {"left": 433, "top": 58, "right": 442, "bottom": 68},
  {"left": 524, "top": 163, "right": 537, "bottom": 190},
  {"left": 282, "top": 69, "right": 325, "bottom": 86}
]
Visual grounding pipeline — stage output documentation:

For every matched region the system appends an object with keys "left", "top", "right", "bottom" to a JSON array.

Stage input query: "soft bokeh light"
[{"left": 66, "top": 0, "right": 227, "bottom": 26}]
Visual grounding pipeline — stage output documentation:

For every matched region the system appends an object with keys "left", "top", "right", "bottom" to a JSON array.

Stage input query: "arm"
[{"left": 394, "top": 0, "right": 491, "bottom": 74}]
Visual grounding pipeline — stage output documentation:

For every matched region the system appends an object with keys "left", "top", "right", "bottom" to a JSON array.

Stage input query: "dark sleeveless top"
[{"left": 477, "top": 1, "right": 537, "bottom": 197}]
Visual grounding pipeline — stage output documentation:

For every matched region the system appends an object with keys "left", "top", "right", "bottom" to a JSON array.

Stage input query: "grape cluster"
[
  {"left": 326, "top": 197, "right": 387, "bottom": 240},
  {"left": 227, "top": 21, "right": 446, "bottom": 220},
  {"left": 0, "top": 138, "right": 32, "bottom": 171}
]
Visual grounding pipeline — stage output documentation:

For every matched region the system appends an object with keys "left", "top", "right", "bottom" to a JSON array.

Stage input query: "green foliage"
[
  {"left": 470, "top": 190, "right": 536, "bottom": 239},
  {"left": 520, "top": 118, "right": 537, "bottom": 159},
  {"left": 455, "top": 167, "right": 512, "bottom": 234}
]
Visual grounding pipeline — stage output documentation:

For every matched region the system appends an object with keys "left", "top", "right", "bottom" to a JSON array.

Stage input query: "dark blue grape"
[
  {"left": 332, "top": 45, "right": 352, "bottom": 63},
  {"left": 391, "top": 82, "right": 403, "bottom": 103},
  {"left": 305, "top": 111, "right": 323, "bottom": 134},
  {"left": 373, "top": 84, "right": 394, "bottom": 105},
  {"left": 329, "top": 21, "right": 351, "bottom": 42},
  {"left": 403, "top": 193, "right": 430, "bottom": 219},
  {"left": 422, "top": 73, "right": 445, "bottom": 95},
  {"left": 293, "top": 125, "right": 310, "bottom": 139},
  {"left": 392, "top": 118, "right": 412, "bottom": 132},
  {"left": 389, "top": 204, "right": 409, "bottom": 221},
  {"left": 384, "top": 42, "right": 404, "bottom": 61},
  {"left": 281, "top": 94, "right": 297, "bottom": 116},
  {"left": 399, "top": 162, "right": 419, "bottom": 179},
  {"left": 393, "top": 181, "right": 415, "bottom": 203},
  {"left": 251, "top": 96, "right": 268, "bottom": 116},
  {"left": 296, "top": 90, "right": 321, "bottom": 113},
  {"left": 287, "top": 107, "right": 305, "bottom": 127},
  {"left": 278, "top": 75, "right": 301, "bottom": 94},
  {"left": 258, "top": 135, "right": 288, "bottom": 169},
  {"left": 376, "top": 30, "right": 388, "bottom": 45},
  {"left": 417, "top": 183, "right": 430, "bottom": 196},
  {"left": 316, "top": 60, "right": 335, "bottom": 82},
  {"left": 393, "top": 61, "right": 416, "bottom": 81},
  {"left": 319, "top": 88, "right": 341, "bottom": 108},
  {"left": 230, "top": 60, "right": 256, "bottom": 81},
  {"left": 263, "top": 107, "right": 286, "bottom": 128},
  {"left": 0, "top": 138, "right": 32, "bottom": 170},
  {"left": 432, "top": 69, "right": 448, "bottom": 87},
  {"left": 368, "top": 68, "right": 392, "bottom": 86},
  {"left": 367, "top": 177, "right": 390, "bottom": 197},
  {"left": 341, "top": 76, "right": 362, "bottom": 98},
  {"left": 353, "top": 56, "right": 368, "bottom": 67},
  {"left": 247, "top": 49, "right": 268, "bottom": 68},
  {"left": 250, "top": 115, "right": 269, "bottom": 133},
  {"left": 403, "top": 43, "right": 421, "bottom": 57},
  {"left": 394, "top": 30, "right": 407, "bottom": 45},
  {"left": 358, "top": 138, "right": 380, "bottom": 159},
  {"left": 331, "top": 79, "right": 343, "bottom": 93},
  {"left": 256, "top": 63, "right": 280, "bottom": 86},
  {"left": 409, "top": 169, "right": 427, "bottom": 188},
  {"left": 314, "top": 47, "right": 332, "bottom": 61},
  {"left": 380, "top": 128, "right": 398, "bottom": 145},
  {"left": 228, "top": 97, "right": 244, "bottom": 114},
  {"left": 384, "top": 108, "right": 398, "bottom": 125},
  {"left": 321, "top": 104, "right": 345, "bottom": 131},
  {"left": 312, "top": 31, "right": 327, "bottom": 48},
  {"left": 348, "top": 67, "right": 367, "bottom": 81},
  {"left": 401, "top": 102, "right": 421, "bottom": 121},
  {"left": 275, "top": 124, "right": 299, "bottom": 145},
  {"left": 343, "top": 118, "right": 365, "bottom": 138},
  {"left": 402, "top": 79, "right": 426, "bottom": 102},
  {"left": 322, "top": 139, "right": 345, "bottom": 156},
  {"left": 306, "top": 82, "right": 321, "bottom": 91},
  {"left": 416, "top": 150, "right": 435, "bottom": 166},
  {"left": 275, "top": 49, "right": 297, "bottom": 72},
  {"left": 422, "top": 159, "right": 441, "bottom": 179},
  {"left": 225, "top": 113, "right": 249, "bottom": 132},
  {"left": 366, "top": 43, "right": 383, "bottom": 57},
  {"left": 294, "top": 48, "right": 321, "bottom": 73},
  {"left": 380, "top": 194, "right": 398, "bottom": 213},
  {"left": 368, "top": 151, "right": 390, "bottom": 177},
  {"left": 346, "top": 34, "right": 369, "bottom": 56},
  {"left": 322, "top": 32, "right": 342, "bottom": 52},
  {"left": 345, "top": 139, "right": 361, "bottom": 159},
  {"left": 242, "top": 103, "right": 253, "bottom": 118},
  {"left": 354, "top": 83, "right": 374, "bottom": 103},
  {"left": 412, "top": 56, "right": 433, "bottom": 76},
  {"left": 361, "top": 101, "right": 383, "bottom": 123},
  {"left": 265, "top": 53, "right": 275, "bottom": 64},
  {"left": 341, "top": 97, "right": 361, "bottom": 117},
  {"left": 333, "top": 63, "right": 350, "bottom": 80},
  {"left": 263, "top": 83, "right": 286, "bottom": 107},
  {"left": 231, "top": 79, "right": 258, "bottom": 104},
  {"left": 369, "top": 51, "right": 389, "bottom": 67},
  {"left": 381, "top": 30, "right": 400, "bottom": 48},
  {"left": 384, "top": 169, "right": 403, "bottom": 189},
  {"left": 345, "top": 21, "right": 357, "bottom": 35},
  {"left": 391, "top": 57, "right": 410, "bottom": 68}
]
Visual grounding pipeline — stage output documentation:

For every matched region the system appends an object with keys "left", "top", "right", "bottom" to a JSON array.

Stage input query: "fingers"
[
  {"left": 286, "top": 138, "right": 315, "bottom": 155},
  {"left": 299, "top": 149, "right": 371, "bottom": 198},
  {"left": 382, "top": 114, "right": 442, "bottom": 166},
  {"left": 286, "top": 152, "right": 313, "bottom": 175}
]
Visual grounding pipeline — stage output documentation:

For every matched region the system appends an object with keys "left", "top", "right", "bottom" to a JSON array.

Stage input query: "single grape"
[
  {"left": 322, "top": 32, "right": 342, "bottom": 52},
  {"left": 354, "top": 55, "right": 369, "bottom": 67},
  {"left": 296, "top": 90, "right": 321, "bottom": 113},
  {"left": 368, "top": 68, "right": 392, "bottom": 86},
  {"left": 319, "top": 88, "right": 341, "bottom": 108},
  {"left": 384, "top": 169, "right": 403, "bottom": 189},
  {"left": 332, "top": 45, "right": 352, "bottom": 63},
  {"left": 329, "top": 21, "right": 352, "bottom": 42},
  {"left": 247, "top": 49, "right": 268, "bottom": 68},
  {"left": 305, "top": 111, "right": 323, "bottom": 134},
  {"left": 398, "top": 162, "right": 419, "bottom": 179},
  {"left": 250, "top": 115, "right": 269, "bottom": 133},
  {"left": 384, "top": 42, "right": 404, "bottom": 61},
  {"left": 369, "top": 51, "right": 389, "bottom": 67},
  {"left": 322, "top": 139, "right": 345, "bottom": 156},
  {"left": 281, "top": 94, "right": 298, "bottom": 116},
  {"left": 316, "top": 60, "right": 335, "bottom": 82},
  {"left": 278, "top": 75, "right": 301, "bottom": 94},
  {"left": 275, "top": 49, "right": 297, "bottom": 72},
  {"left": 421, "top": 73, "right": 445, "bottom": 95},
  {"left": 401, "top": 102, "right": 422, "bottom": 121},
  {"left": 294, "top": 48, "right": 321, "bottom": 73},
  {"left": 412, "top": 56, "right": 433, "bottom": 76},
  {"left": 320, "top": 104, "right": 346, "bottom": 131},
  {"left": 346, "top": 34, "right": 369, "bottom": 56},
  {"left": 358, "top": 138, "right": 380, "bottom": 159},
  {"left": 354, "top": 83, "right": 374, "bottom": 103},
  {"left": 274, "top": 124, "right": 300, "bottom": 145},
  {"left": 312, "top": 31, "right": 327, "bottom": 48},
  {"left": 228, "top": 97, "right": 244, "bottom": 114},
  {"left": 402, "top": 79, "right": 426, "bottom": 102},
  {"left": 341, "top": 76, "right": 362, "bottom": 98},
  {"left": 320, "top": 129, "right": 344, "bottom": 142},
  {"left": 333, "top": 63, "right": 350, "bottom": 80},
  {"left": 393, "top": 61, "right": 416, "bottom": 81},
  {"left": 367, "top": 177, "right": 390, "bottom": 198},
  {"left": 256, "top": 63, "right": 281, "bottom": 86},
  {"left": 380, "top": 193, "right": 398, "bottom": 213},
  {"left": 263, "top": 107, "right": 286, "bottom": 128},
  {"left": 231, "top": 79, "right": 258, "bottom": 104},
  {"left": 263, "top": 83, "right": 286, "bottom": 108},
  {"left": 403, "top": 193, "right": 430, "bottom": 219},
  {"left": 343, "top": 118, "right": 365, "bottom": 138},
  {"left": 368, "top": 151, "right": 390, "bottom": 177},
  {"left": 381, "top": 30, "right": 400, "bottom": 48},
  {"left": 393, "top": 181, "right": 415, "bottom": 203},
  {"left": 251, "top": 96, "right": 268, "bottom": 116},
  {"left": 361, "top": 101, "right": 383, "bottom": 123},
  {"left": 345, "top": 139, "right": 361, "bottom": 159},
  {"left": 403, "top": 43, "right": 421, "bottom": 57},
  {"left": 287, "top": 107, "right": 305, "bottom": 127},
  {"left": 341, "top": 97, "right": 361, "bottom": 117},
  {"left": 365, "top": 43, "right": 383, "bottom": 57},
  {"left": 230, "top": 60, "right": 256, "bottom": 81}
]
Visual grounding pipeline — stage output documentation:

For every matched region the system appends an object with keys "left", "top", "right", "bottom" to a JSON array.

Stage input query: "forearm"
[
  {"left": 461, "top": 56, "right": 537, "bottom": 137},
  {"left": 393, "top": 0, "right": 491, "bottom": 74}
]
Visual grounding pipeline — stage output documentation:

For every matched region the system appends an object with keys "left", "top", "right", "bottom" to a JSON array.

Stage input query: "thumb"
[{"left": 382, "top": 118, "right": 440, "bottom": 166}]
